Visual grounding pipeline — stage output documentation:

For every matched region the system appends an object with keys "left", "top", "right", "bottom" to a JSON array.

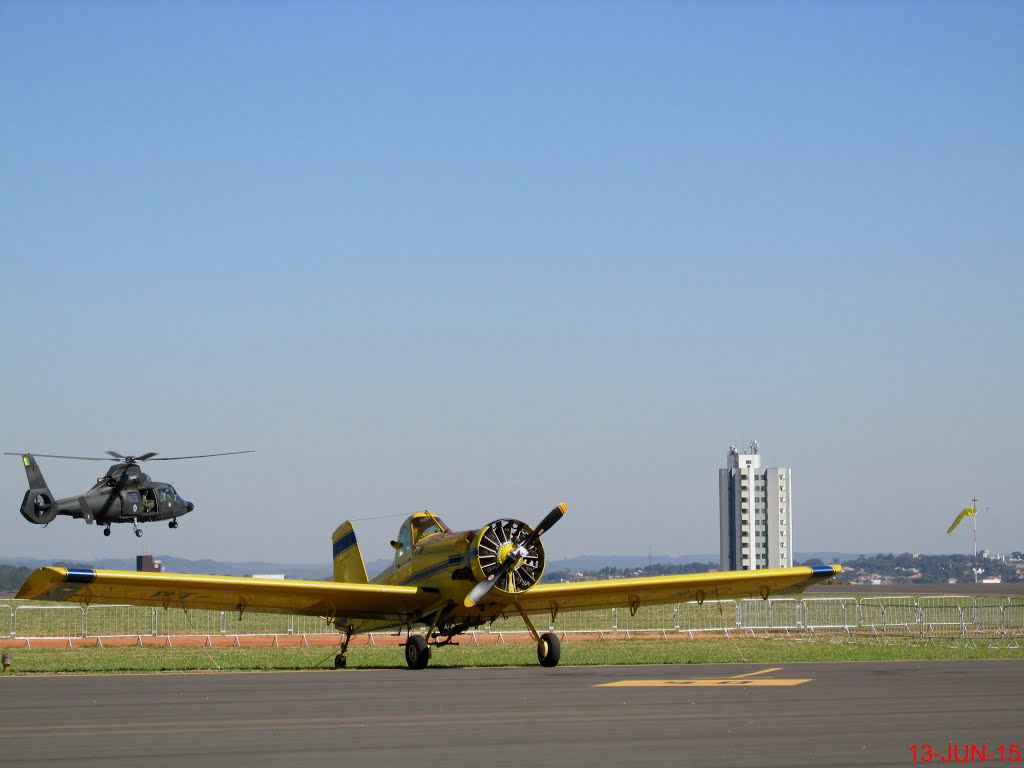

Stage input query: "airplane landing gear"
[
  {"left": 103, "top": 525, "right": 111, "bottom": 537},
  {"left": 510, "top": 602, "right": 561, "bottom": 668},
  {"left": 404, "top": 635, "right": 430, "bottom": 670},
  {"left": 133, "top": 523, "right": 143, "bottom": 537},
  {"left": 334, "top": 627, "right": 354, "bottom": 670},
  {"left": 169, "top": 519, "right": 178, "bottom": 529},
  {"left": 538, "top": 632, "right": 561, "bottom": 667}
]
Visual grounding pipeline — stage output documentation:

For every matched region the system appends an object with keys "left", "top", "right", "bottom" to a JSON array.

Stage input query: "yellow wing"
[
  {"left": 16, "top": 567, "right": 437, "bottom": 623},
  {"left": 512, "top": 564, "right": 841, "bottom": 615}
]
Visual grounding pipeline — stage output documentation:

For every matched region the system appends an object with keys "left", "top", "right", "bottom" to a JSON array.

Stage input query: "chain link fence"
[{"left": 5, "top": 594, "right": 1022, "bottom": 647}]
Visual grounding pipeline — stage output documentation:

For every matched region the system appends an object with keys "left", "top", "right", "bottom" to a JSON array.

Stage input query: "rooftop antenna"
[{"left": 750, "top": 439, "right": 759, "bottom": 455}]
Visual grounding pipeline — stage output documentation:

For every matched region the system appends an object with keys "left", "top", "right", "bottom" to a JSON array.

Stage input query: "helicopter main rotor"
[{"left": 5, "top": 450, "right": 254, "bottom": 467}]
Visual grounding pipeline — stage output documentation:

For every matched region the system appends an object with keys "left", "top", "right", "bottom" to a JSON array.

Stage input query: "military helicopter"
[{"left": 5, "top": 451, "right": 253, "bottom": 537}]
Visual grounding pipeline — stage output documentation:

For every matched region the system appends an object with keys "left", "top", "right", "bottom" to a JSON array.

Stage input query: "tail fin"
[
  {"left": 19, "top": 454, "right": 58, "bottom": 524},
  {"left": 331, "top": 521, "right": 368, "bottom": 583},
  {"left": 22, "top": 453, "right": 50, "bottom": 491}
]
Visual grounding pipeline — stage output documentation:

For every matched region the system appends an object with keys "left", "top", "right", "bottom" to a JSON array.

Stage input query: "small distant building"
[
  {"left": 719, "top": 441, "right": 792, "bottom": 571},
  {"left": 136, "top": 555, "right": 162, "bottom": 573}
]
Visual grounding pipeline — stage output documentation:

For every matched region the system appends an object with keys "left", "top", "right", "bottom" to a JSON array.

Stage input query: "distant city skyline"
[{"left": 1, "top": 2, "right": 1020, "bottom": 567}]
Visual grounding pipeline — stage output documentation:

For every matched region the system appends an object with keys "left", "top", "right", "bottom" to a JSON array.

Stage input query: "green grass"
[{"left": 1, "top": 638, "right": 1021, "bottom": 675}]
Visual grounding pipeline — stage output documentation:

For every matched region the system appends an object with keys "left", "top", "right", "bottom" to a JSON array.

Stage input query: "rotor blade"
[
  {"left": 107, "top": 451, "right": 125, "bottom": 459},
  {"left": 98, "top": 470, "right": 129, "bottom": 516},
  {"left": 464, "top": 503, "right": 567, "bottom": 608},
  {"left": 146, "top": 450, "right": 255, "bottom": 461},
  {"left": 4, "top": 453, "right": 113, "bottom": 461},
  {"left": 134, "top": 452, "right": 158, "bottom": 462}
]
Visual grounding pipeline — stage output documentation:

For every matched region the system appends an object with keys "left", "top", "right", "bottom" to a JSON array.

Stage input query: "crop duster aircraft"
[{"left": 18, "top": 504, "right": 841, "bottom": 669}]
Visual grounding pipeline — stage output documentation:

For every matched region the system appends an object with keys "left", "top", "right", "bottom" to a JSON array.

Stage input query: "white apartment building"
[{"left": 719, "top": 441, "right": 792, "bottom": 571}]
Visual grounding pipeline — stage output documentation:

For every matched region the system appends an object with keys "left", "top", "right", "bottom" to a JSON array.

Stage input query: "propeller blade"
[
  {"left": 147, "top": 450, "right": 255, "bottom": 461},
  {"left": 134, "top": 452, "right": 158, "bottom": 462},
  {"left": 533, "top": 502, "right": 567, "bottom": 537},
  {"left": 464, "top": 503, "right": 566, "bottom": 608}
]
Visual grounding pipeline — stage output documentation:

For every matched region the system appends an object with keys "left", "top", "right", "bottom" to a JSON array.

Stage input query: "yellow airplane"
[{"left": 17, "top": 504, "right": 841, "bottom": 669}]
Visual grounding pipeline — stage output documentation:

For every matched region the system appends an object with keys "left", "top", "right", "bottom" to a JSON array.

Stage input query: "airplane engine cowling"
[{"left": 469, "top": 518, "right": 546, "bottom": 596}]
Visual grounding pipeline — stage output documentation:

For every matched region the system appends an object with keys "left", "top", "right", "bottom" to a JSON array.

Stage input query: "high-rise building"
[{"left": 719, "top": 441, "right": 792, "bottom": 571}]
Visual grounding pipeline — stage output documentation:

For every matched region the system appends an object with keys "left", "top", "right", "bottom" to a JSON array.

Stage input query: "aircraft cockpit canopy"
[{"left": 394, "top": 511, "right": 450, "bottom": 557}]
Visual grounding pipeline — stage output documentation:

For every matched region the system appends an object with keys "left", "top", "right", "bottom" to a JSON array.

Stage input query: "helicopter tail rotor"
[{"left": 15, "top": 455, "right": 59, "bottom": 525}]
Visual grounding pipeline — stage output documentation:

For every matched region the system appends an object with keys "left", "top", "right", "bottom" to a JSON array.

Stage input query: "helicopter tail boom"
[{"left": 18, "top": 454, "right": 59, "bottom": 525}]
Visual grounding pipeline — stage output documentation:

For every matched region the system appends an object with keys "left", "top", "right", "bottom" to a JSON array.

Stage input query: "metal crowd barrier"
[{"left": 4, "top": 595, "right": 1023, "bottom": 647}]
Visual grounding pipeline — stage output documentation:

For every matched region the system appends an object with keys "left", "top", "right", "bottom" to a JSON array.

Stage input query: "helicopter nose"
[{"left": 187, "top": 502, "right": 194, "bottom": 512}]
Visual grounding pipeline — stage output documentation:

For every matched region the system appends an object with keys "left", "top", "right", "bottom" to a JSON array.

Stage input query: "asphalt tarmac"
[{"left": 2, "top": 660, "right": 1021, "bottom": 767}]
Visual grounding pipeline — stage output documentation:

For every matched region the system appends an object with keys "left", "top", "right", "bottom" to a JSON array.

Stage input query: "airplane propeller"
[{"left": 464, "top": 503, "right": 566, "bottom": 608}]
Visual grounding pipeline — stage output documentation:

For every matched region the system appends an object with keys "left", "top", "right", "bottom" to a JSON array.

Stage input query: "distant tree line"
[
  {"left": 543, "top": 553, "right": 1022, "bottom": 585},
  {"left": 800, "top": 552, "right": 1022, "bottom": 584},
  {"left": 543, "top": 561, "right": 720, "bottom": 583},
  {"left": 0, "top": 564, "right": 32, "bottom": 596}
]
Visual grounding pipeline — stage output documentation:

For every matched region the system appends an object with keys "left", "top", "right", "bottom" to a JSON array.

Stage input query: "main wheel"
[
  {"left": 538, "top": 632, "right": 561, "bottom": 667},
  {"left": 334, "top": 653, "right": 347, "bottom": 669},
  {"left": 103, "top": 527, "right": 111, "bottom": 537},
  {"left": 404, "top": 635, "right": 430, "bottom": 670},
  {"left": 169, "top": 520, "right": 179, "bottom": 529},
  {"left": 134, "top": 528, "right": 143, "bottom": 538}
]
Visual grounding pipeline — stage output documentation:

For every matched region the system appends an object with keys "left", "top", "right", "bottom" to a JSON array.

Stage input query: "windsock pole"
[{"left": 972, "top": 497, "right": 978, "bottom": 584}]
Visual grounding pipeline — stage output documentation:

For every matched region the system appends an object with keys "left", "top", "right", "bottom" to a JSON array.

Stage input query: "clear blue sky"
[{"left": 1, "top": 1, "right": 1021, "bottom": 567}]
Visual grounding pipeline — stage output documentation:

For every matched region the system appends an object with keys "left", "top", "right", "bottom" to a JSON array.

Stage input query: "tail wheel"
[
  {"left": 538, "top": 632, "right": 561, "bottom": 667},
  {"left": 405, "top": 635, "right": 430, "bottom": 670}
]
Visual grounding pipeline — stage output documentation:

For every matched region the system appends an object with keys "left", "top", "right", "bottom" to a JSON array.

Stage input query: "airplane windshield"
[
  {"left": 395, "top": 513, "right": 450, "bottom": 557},
  {"left": 395, "top": 523, "right": 413, "bottom": 557},
  {"left": 411, "top": 513, "right": 449, "bottom": 544}
]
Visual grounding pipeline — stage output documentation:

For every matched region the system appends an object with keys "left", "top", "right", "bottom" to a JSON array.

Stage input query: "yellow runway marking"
[{"left": 597, "top": 667, "right": 811, "bottom": 687}]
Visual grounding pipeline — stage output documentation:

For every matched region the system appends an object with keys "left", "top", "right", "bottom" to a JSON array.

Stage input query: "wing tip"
[
  {"left": 16, "top": 566, "right": 69, "bottom": 599},
  {"left": 809, "top": 564, "right": 842, "bottom": 578}
]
